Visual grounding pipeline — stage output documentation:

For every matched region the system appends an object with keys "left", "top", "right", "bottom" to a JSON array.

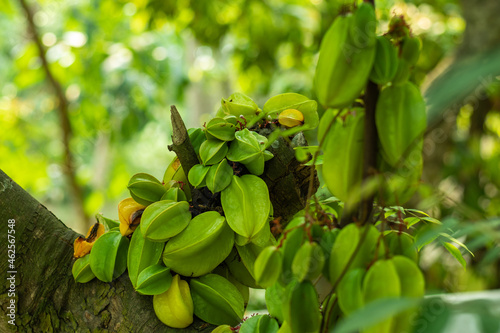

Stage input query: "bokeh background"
[{"left": 2, "top": 0, "right": 500, "bottom": 296}]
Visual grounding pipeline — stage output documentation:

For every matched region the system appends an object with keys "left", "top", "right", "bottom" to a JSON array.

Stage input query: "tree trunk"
[{"left": 0, "top": 169, "right": 212, "bottom": 332}]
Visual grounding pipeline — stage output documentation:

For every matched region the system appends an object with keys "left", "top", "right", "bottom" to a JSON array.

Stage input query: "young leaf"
[
  {"left": 443, "top": 242, "right": 467, "bottom": 269},
  {"left": 439, "top": 233, "right": 474, "bottom": 256},
  {"left": 404, "top": 217, "right": 421, "bottom": 229}
]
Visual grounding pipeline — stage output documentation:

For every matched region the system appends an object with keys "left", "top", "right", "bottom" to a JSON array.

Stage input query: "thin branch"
[
  {"left": 359, "top": 81, "right": 380, "bottom": 224},
  {"left": 168, "top": 105, "right": 199, "bottom": 193},
  {"left": 18, "top": 0, "right": 88, "bottom": 229}
]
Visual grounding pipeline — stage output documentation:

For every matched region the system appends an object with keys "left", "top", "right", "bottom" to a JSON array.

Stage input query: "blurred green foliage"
[
  {"left": 2, "top": 0, "right": 500, "bottom": 328},
  {"left": 4, "top": 0, "right": 500, "bottom": 299},
  {"left": 0, "top": 0, "right": 465, "bottom": 233}
]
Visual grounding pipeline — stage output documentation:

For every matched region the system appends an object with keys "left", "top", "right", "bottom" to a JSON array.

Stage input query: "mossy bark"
[{"left": 0, "top": 169, "right": 212, "bottom": 332}]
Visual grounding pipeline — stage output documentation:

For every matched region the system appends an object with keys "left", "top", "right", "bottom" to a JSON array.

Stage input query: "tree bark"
[{"left": 0, "top": 169, "right": 211, "bottom": 332}]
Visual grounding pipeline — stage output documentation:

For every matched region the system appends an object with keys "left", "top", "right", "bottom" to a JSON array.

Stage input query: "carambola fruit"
[
  {"left": 118, "top": 198, "right": 146, "bottom": 237},
  {"left": 291, "top": 241, "right": 325, "bottom": 282},
  {"left": 162, "top": 211, "right": 234, "bottom": 277},
  {"left": 278, "top": 109, "right": 304, "bottom": 128},
  {"left": 127, "top": 173, "right": 166, "bottom": 206},
  {"left": 362, "top": 259, "right": 401, "bottom": 333},
  {"left": 221, "top": 175, "right": 271, "bottom": 244},
  {"left": 135, "top": 264, "right": 172, "bottom": 296},
  {"left": 239, "top": 314, "right": 279, "bottom": 333},
  {"left": 73, "top": 221, "right": 105, "bottom": 258},
  {"left": 262, "top": 93, "right": 318, "bottom": 130},
  {"left": 369, "top": 36, "right": 399, "bottom": 85},
  {"left": 205, "top": 117, "right": 237, "bottom": 141},
  {"left": 314, "top": 3, "right": 376, "bottom": 108},
  {"left": 153, "top": 274, "right": 194, "bottom": 328},
  {"left": 337, "top": 268, "right": 365, "bottom": 315},
  {"left": 219, "top": 92, "right": 261, "bottom": 121},
  {"left": 140, "top": 200, "right": 191, "bottom": 242},
  {"left": 254, "top": 246, "right": 283, "bottom": 288},
  {"left": 188, "top": 164, "right": 210, "bottom": 188},
  {"left": 127, "top": 226, "right": 165, "bottom": 288},
  {"left": 375, "top": 82, "right": 426, "bottom": 167},
  {"left": 190, "top": 274, "right": 245, "bottom": 326},
  {"left": 392, "top": 255, "right": 425, "bottom": 332},
  {"left": 283, "top": 281, "right": 321, "bottom": 333},
  {"left": 89, "top": 230, "right": 129, "bottom": 282},
  {"left": 226, "top": 129, "right": 273, "bottom": 176},
  {"left": 206, "top": 159, "right": 233, "bottom": 193},
  {"left": 200, "top": 139, "right": 229, "bottom": 166},
  {"left": 320, "top": 108, "right": 365, "bottom": 204}
]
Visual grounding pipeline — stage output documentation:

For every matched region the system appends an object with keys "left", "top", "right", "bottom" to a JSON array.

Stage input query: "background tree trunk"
[{"left": 0, "top": 169, "right": 212, "bottom": 332}]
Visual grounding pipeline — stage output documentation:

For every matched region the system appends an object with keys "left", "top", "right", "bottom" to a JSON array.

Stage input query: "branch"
[
  {"left": 17, "top": 0, "right": 88, "bottom": 229},
  {"left": 359, "top": 80, "right": 380, "bottom": 224},
  {"left": 167, "top": 106, "right": 199, "bottom": 192},
  {"left": 0, "top": 169, "right": 212, "bottom": 332}
]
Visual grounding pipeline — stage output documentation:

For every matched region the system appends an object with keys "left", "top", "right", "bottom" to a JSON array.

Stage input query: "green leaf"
[
  {"left": 425, "top": 46, "right": 500, "bottom": 127},
  {"left": 405, "top": 208, "right": 429, "bottom": 217},
  {"left": 443, "top": 242, "right": 467, "bottom": 269},
  {"left": 404, "top": 217, "right": 421, "bottom": 228},
  {"left": 414, "top": 224, "right": 445, "bottom": 251},
  {"left": 332, "top": 298, "right": 421, "bottom": 333},
  {"left": 439, "top": 233, "right": 474, "bottom": 256},
  {"left": 421, "top": 217, "right": 442, "bottom": 225}
]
